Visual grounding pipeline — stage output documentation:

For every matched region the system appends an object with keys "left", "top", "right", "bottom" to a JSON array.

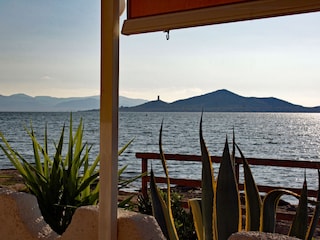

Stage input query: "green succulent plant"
[
  {"left": 189, "top": 115, "right": 320, "bottom": 240},
  {"left": 150, "top": 115, "right": 320, "bottom": 240},
  {"left": 0, "top": 114, "right": 136, "bottom": 234}
]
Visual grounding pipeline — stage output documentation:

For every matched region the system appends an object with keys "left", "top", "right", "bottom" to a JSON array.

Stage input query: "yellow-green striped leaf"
[
  {"left": 188, "top": 198, "right": 204, "bottom": 240},
  {"left": 289, "top": 175, "right": 308, "bottom": 239},
  {"left": 306, "top": 170, "right": 320, "bottom": 240},
  {"left": 262, "top": 189, "right": 300, "bottom": 233},
  {"left": 236, "top": 143, "right": 262, "bottom": 231},
  {"left": 199, "top": 116, "right": 215, "bottom": 240},
  {"left": 150, "top": 170, "right": 178, "bottom": 240}
]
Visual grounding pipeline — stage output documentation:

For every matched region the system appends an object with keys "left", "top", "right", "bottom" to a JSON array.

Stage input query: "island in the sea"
[{"left": 120, "top": 89, "right": 320, "bottom": 112}]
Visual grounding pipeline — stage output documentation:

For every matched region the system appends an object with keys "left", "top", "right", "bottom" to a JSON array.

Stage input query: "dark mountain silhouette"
[
  {"left": 120, "top": 89, "right": 320, "bottom": 112},
  {"left": 0, "top": 94, "right": 147, "bottom": 112},
  {"left": 122, "top": 100, "right": 170, "bottom": 112}
]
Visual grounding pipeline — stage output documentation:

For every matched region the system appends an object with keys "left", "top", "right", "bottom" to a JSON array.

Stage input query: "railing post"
[{"left": 142, "top": 158, "right": 148, "bottom": 198}]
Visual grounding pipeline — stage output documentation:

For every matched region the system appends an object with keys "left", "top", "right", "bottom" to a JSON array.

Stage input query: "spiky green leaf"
[
  {"left": 216, "top": 137, "right": 241, "bottom": 240},
  {"left": 189, "top": 198, "right": 204, "bottom": 240},
  {"left": 262, "top": 189, "right": 300, "bottom": 233},
  {"left": 306, "top": 170, "right": 320, "bottom": 240},
  {"left": 289, "top": 174, "right": 309, "bottom": 239},
  {"left": 199, "top": 115, "right": 215, "bottom": 240},
  {"left": 236, "top": 143, "right": 262, "bottom": 231},
  {"left": 150, "top": 169, "right": 178, "bottom": 240}
]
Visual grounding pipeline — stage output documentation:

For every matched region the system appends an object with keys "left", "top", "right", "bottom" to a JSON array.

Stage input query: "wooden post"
[
  {"left": 99, "top": 0, "right": 119, "bottom": 239},
  {"left": 141, "top": 158, "right": 148, "bottom": 198}
]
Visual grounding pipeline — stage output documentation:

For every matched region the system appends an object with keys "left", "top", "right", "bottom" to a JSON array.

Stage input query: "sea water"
[{"left": 0, "top": 111, "right": 319, "bottom": 197}]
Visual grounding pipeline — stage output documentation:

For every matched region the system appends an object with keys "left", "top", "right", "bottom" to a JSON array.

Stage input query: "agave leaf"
[
  {"left": 199, "top": 115, "right": 215, "bottom": 240},
  {"left": 79, "top": 145, "right": 90, "bottom": 172},
  {"left": 262, "top": 189, "right": 300, "bottom": 233},
  {"left": 158, "top": 123, "right": 179, "bottom": 240},
  {"left": 76, "top": 172, "right": 100, "bottom": 197},
  {"left": 66, "top": 113, "right": 74, "bottom": 167},
  {"left": 118, "top": 138, "right": 134, "bottom": 156},
  {"left": 74, "top": 117, "right": 83, "bottom": 159},
  {"left": 20, "top": 155, "right": 47, "bottom": 185},
  {"left": 82, "top": 146, "right": 90, "bottom": 174},
  {"left": 16, "top": 156, "right": 46, "bottom": 197},
  {"left": 90, "top": 181, "right": 100, "bottom": 205},
  {"left": 88, "top": 154, "right": 100, "bottom": 176},
  {"left": 70, "top": 143, "right": 87, "bottom": 183},
  {"left": 0, "top": 135, "right": 28, "bottom": 178},
  {"left": 86, "top": 192, "right": 99, "bottom": 205},
  {"left": 19, "top": 161, "right": 40, "bottom": 186},
  {"left": 53, "top": 124, "right": 65, "bottom": 164},
  {"left": 306, "top": 169, "right": 320, "bottom": 240},
  {"left": 118, "top": 171, "right": 147, "bottom": 190},
  {"left": 118, "top": 165, "right": 128, "bottom": 176},
  {"left": 216, "top": 137, "right": 241, "bottom": 240},
  {"left": 188, "top": 198, "right": 204, "bottom": 240},
  {"left": 78, "top": 181, "right": 99, "bottom": 206},
  {"left": 25, "top": 124, "right": 43, "bottom": 175},
  {"left": 289, "top": 174, "right": 309, "bottom": 239},
  {"left": 49, "top": 148, "right": 63, "bottom": 199},
  {"left": 149, "top": 169, "right": 178, "bottom": 240},
  {"left": 236, "top": 143, "right": 262, "bottom": 231},
  {"left": 68, "top": 118, "right": 82, "bottom": 181},
  {"left": 159, "top": 122, "right": 170, "bottom": 185},
  {"left": 1, "top": 143, "right": 47, "bottom": 198},
  {"left": 43, "top": 124, "right": 49, "bottom": 177},
  {"left": 50, "top": 125, "right": 65, "bottom": 186},
  {"left": 231, "top": 128, "right": 236, "bottom": 170},
  {"left": 118, "top": 195, "right": 134, "bottom": 208}
]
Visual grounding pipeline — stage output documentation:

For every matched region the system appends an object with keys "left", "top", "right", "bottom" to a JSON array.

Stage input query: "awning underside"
[{"left": 122, "top": 0, "right": 320, "bottom": 35}]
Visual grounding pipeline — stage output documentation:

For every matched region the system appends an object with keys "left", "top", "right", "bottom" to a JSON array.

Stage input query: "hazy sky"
[{"left": 0, "top": 1, "right": 319, "bottom": 107}]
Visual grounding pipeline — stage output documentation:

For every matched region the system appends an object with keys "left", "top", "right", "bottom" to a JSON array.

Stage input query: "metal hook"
[{"left": 164, "top": 30, "right": 170, "bottom": 40}]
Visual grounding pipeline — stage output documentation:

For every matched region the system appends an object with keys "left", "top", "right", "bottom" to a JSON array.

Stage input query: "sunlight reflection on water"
[{"left": 0, "top": 111, "right": 319, "bottom": 199}]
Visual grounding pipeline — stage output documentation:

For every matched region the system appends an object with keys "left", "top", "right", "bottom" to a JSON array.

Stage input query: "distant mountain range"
[
  {"left": 0, "top": 94, "right": 147, "bottom": 112},
  {"left": 120, "top": 89, "right": 320, "bottom": 112},
  {"left": 1, "top": 90, "right": 319, "bottom": 112}
]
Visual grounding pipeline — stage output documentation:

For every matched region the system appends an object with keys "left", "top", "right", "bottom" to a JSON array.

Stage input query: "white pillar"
[{"left": 99, "top": 0, "right": 119, "bottom": 239}]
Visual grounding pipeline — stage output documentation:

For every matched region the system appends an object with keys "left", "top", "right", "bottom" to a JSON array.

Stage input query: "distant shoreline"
[{"left": 1, "top": 90, "right": 319, "bottom": 112}]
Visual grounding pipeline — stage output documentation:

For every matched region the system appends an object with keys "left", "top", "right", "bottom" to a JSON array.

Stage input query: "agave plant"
[
  {"left": 188, "top": 115, "right": 320, "bottom": 240},
  {"left": 0, "top": 114, "right": 136, "bottom": 234},
  {"left": 151, "top": 116, "right": 320, "bottom": 240}
]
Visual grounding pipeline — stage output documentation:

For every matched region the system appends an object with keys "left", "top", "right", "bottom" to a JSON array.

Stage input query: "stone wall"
[
  {"left": 0, "top": 189, "right": 165, "bottom": 240},
  {"left": 1, "top": 188, "right": 304, "bottom": 240}
]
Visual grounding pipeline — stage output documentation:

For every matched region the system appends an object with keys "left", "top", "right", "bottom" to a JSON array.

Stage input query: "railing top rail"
[{"left": 136, "top": 152, "right": 320, "bottom": 169}]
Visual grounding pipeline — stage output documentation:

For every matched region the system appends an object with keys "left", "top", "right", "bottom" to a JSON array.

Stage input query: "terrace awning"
[
  {"left": 100, "top": 0, "right": 320, "bottom": 239},
  {"left": 122, "top": 0, "right": 320, "bottom": 35}
]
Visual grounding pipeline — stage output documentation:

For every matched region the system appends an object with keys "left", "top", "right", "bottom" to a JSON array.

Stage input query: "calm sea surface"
[{"left": 0, "top": 112, "right": 319, "bottom": 198}]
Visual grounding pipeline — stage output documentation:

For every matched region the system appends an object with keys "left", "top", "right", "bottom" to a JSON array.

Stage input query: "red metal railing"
[
  {"left": 136, "top": 152, "right": 320, "bottom": 222},
  {"left": 137, "top": 152, "right": 320, "bottom": 198},
  {"left": 136, "top": 153, "right": 320, "bottom": 197}
]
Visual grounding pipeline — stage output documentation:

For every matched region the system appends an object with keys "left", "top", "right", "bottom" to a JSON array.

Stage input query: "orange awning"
[
  {"left": 127, "top": 0, "right": 248, "bottom": 18},
  {"left": 122, "top": 0, "right": 320, "bottom": 35}
]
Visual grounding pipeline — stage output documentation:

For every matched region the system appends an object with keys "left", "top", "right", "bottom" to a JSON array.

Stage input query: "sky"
[{"left": 0, "top": 1, "right": 319, "bottom": 107}]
